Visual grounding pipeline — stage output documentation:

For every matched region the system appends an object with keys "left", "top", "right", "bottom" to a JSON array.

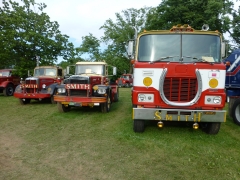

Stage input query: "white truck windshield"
[{"left": 138, "top": 34, "right": 221, "bottom": 63}]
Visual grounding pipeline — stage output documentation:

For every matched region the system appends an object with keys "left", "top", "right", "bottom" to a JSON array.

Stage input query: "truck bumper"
[
  {"left": 133, "top": 108, "right": 226, "bottom": 123},
  {"left": 54, "top": 95, "right": 107, "bottom": 106},
  {"left": 13, "top": 92, "right": 51, "bottom": 99}
]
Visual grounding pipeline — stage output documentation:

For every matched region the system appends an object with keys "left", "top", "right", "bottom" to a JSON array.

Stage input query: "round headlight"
[
  {"left": 138, "top": 94, "right": 146, "bottom": 101},
  {"left": 97, "top": 88, "right": 106, "bottom": 94},
  {"left": 57, "top": 88, "right": 66, "bottom": 93},
  {"left": 213, "top": 96, "right": 221, "bottom": 104}
]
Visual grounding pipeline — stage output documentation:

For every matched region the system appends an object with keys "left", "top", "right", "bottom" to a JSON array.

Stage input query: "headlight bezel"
[
  {"left": 57, "top": 88, "right": 66, "bottom": 94},
  {"left": 97, "top": 88, "right": 106, "bottom": 94}
]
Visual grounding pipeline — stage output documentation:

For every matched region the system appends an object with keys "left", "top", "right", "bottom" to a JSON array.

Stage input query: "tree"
[
  {"left": 100, "top": 7, "right": 151, "bottom": 74},
  {"left": 227, "top": 4, "right": 240, "bottom": 48},
  {"left": 145, "top": 0, "right": 234, "bottom": 34},
  {"left": 76, "top": 33, "right": 102, "bottom": 61},
  {"left": 0, "top": 0, "right": 72, "bottom": 77}
]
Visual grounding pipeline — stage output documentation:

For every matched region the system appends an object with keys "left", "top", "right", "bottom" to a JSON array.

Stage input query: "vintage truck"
[
  {"left": 0, "top": 69, "right": 20, "bottom": 96},
  {"left": 224, "top": 48, "right": 240, "bottom": 125},
  {"left": 116, "top": 74, "right": 133, "bottom": 87},
  {"left": 54, "top": 61, "right": 119, "bottom": 113},
  {"left": 14, "top": 65, "right": 64, "bottom": 104},
  {"left": 128, "top": 24, "right": 227, "bottom": 134}
]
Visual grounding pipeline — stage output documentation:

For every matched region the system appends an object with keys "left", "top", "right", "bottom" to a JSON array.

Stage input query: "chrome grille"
[
  {"left": 163, "top": 77, "right": 197, "bottom": 102},
  {"left": 25, "top": 79, "right": 38, "bottom": 93}
]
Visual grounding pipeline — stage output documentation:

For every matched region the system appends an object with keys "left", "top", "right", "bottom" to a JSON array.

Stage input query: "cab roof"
[{"left": 76, "top": 61, "right": 107, "bottom": 65}]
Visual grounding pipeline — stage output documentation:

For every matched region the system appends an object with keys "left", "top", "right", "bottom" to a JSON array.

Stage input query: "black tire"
[
  {"left": 101, "top": 95, "right": 111, "bottom": 113},
  {"left": 114, "top": 88, "right": 119, "bottom": 102},
  {"left": 202, "top": 122, "right": 221, "bottom": 135},
  {"left": 57, "top": 102, "right": 71, "bottom": 112},
  {"left": 133, "top": 120, "right": 145, "bottom": 133},
  {"left": 125, "top": 83, "right": 130, "bottom": 88},
  {"left": 3, "top": 84, "right": 14, "bottom": 96},
  {"left": 228, "top": 97, "right": 235, "bottom": 118},
  {"left": 231, "top": 98, "right": 240, "bottom": 125},
  {"left": 19, "top": 98, "right": 31, "bottom": 105},
  {"left": 50, "top": 96, "right": 57, "bottom": 104}
]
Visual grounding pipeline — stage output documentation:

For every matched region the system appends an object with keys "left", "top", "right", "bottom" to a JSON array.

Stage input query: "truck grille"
[
  {"left": 163, "top": 77, "right": 197, "bottom": 102},
  {"left": 25, "top": 79, "right": 38, "bottom": 93},
  {"left": 70, "top": 89, "right": 88, "bottom": 96},
  {"left": 118, "top": 79, "right": 123, "bottom": 85}
]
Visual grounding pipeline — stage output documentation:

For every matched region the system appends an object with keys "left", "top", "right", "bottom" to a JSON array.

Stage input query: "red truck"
[
  {"left": 0, "top": 69, "right": 20, "bottom": 96},
  {"left": 128, "top": 24, "right": 227, "bottom": 134},
  {"left": 14, "top": 65, "right": 64, "bottom": 104},
  {"left": 116, "top": 74, "right": 133, "bottom": 87},
  {"left": 54, "top": 61, "right": 119, "bottom": 113}
]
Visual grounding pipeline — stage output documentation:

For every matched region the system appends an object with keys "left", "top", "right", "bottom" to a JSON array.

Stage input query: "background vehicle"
[
  {"left": 116, "top": 74, "right": 133, "bottom": 87},
  {"left": 223, "top": 49, "right": 240, "bottom": 125},
  {"left": 54, "top": 61, "right": 119, "bottom": 113},
  {"left": 0, "top": 69, "right": 20, "bottom": 96},
  {"left": 14, "top": 65, "right": 64, "bottom": 104},
  {"left": 128, "top": 24, "right": 227, "bottom": 134}
]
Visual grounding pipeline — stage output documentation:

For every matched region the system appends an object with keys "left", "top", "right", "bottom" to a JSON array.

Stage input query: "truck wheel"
[
  {"left": 231, "top": 98, "right": 240, "bottom": 125},
  {"left": 202, "top": 122, "right": 221, "bottom": 135},
  {"left": 125, "top": 83, "right": 130, "bottom": 88},
  {"left": 19, "top": 98, "right": 31, "bottom": 105},
  {"left": 101, "top": 95, "right": 111, "bottom": 113},
  {"left": 114, "top": 89, "right": 119, "bottom": 102},
  {"left": 133, "top": 120, "right": 145, "bottom": 132},
  {"left": 3, "top": 84, "right": 14, "bottom": 96},
  {"left": 228, "top": 97, "right": 236, "bottom": 118},
  {"left": 57, "top": 102, "right": 70, "bottom": 112},
  {"left": 50, "top": 96, "right": 57, "bottom": 104}
]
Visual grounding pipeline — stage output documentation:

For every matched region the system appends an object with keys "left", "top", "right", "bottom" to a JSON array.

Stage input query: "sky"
[{"left": 34, "top": 0, "right": 162, "bottom": 48}]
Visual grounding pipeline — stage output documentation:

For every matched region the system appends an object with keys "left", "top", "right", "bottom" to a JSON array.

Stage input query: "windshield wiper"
[
  {"left": 151, "top": 56, "right": 179, "bottom": 63},
  {"left": 182, "top": 56, "right": 213, "bottom": 63}
]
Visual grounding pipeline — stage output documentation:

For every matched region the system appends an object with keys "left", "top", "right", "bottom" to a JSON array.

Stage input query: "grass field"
[{"left": 1, "top": 88, "right": 240, "bottom": 180}]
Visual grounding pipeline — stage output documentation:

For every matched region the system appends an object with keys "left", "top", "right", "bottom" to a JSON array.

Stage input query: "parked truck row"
[{"left": 2, "top": 24, "right": 240, "bottom": 135}]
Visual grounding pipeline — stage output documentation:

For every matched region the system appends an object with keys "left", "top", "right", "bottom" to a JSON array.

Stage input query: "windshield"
[
  {"left": 75, "top": 65, "right": 105, "bottom": 75},
  {"left": 121, "top": 75, "right": 129, "bottom": 79},
  {"left": 0, "top": 71, "right": 10, "bottom": 76},
  {"left": 138, "top": 34, "right": 221, "bottom": 63},
  {"left": 34, "top": 68, "right": 57, "bottom": 76}
]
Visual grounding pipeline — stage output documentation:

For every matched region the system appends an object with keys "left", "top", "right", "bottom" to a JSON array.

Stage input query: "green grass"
[{"left": 1, "top": 88, "right": 240, "bottom": 180}]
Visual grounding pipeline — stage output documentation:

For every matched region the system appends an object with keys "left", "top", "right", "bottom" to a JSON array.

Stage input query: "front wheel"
[
  {"left": 3, "top": 84, "right": 14, "bottom": 96},
  {"left": 113, "top": 88, "right": 119, "bottom": 102},
  {"left": 133, "top": 120, "right": 145, "bottom": 133},
  {"left": 101, "top": 95, "right": 111, "bottom": 113},
  {"left": 231, "top": 98, "right": 240, "bottom": 125},
  {"left": 50, "top": 96, "right": 57, "bottom": 104},
  {"left": 201, "top": 122, "right": 221, "bottom": 135},
  {"left": 57, "top": 102, "right": 71, "bottom": 112},
  {"left": 19, "top": 98, "right": 31, "bottom": 105}
]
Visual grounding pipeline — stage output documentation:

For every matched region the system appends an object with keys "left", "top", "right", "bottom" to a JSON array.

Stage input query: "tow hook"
[
  {"left": 157, "top": 121, "right": 164, "bottom": 128},
  {"left": 193, "top": 123, "right": 199, "bottom": 130}
]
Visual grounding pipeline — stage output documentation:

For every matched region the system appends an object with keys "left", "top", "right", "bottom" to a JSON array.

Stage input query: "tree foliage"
[
  {"left": 76, "top": 33, "right": 101, "bottom": 61},
  {"left": 145, "top": 0, "right": 234, "bottom": 33},
  {"left": 100, "top": 8, "right": 151, "bottom": 74},
  {"left": 0, "top": 0, "right": 72, "bottom": 77}
]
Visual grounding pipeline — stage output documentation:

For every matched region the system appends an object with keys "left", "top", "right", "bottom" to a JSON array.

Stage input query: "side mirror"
[
  {"left": 127, "top": 40, "right": 134, "bottom": 57},
  {"left": 221, "top": 41, "right": 228, "bottom": 58},
  {"left": 66, "top": 66, "right": 70, "bottom": 74},
  {"left": 113, "top": 67, "right": 117, "bottom": 75}
]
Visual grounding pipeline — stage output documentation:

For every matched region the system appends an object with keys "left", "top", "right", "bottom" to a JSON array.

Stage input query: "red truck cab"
[
  {"left": 116, "top": 74, "right": 133, "bottom": 87},
  {"left": 14, "top": 65, "right": 64, "bottom": 104},
  {"left": 0, "top": 69, "right": 20, "bottom": 96}
]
